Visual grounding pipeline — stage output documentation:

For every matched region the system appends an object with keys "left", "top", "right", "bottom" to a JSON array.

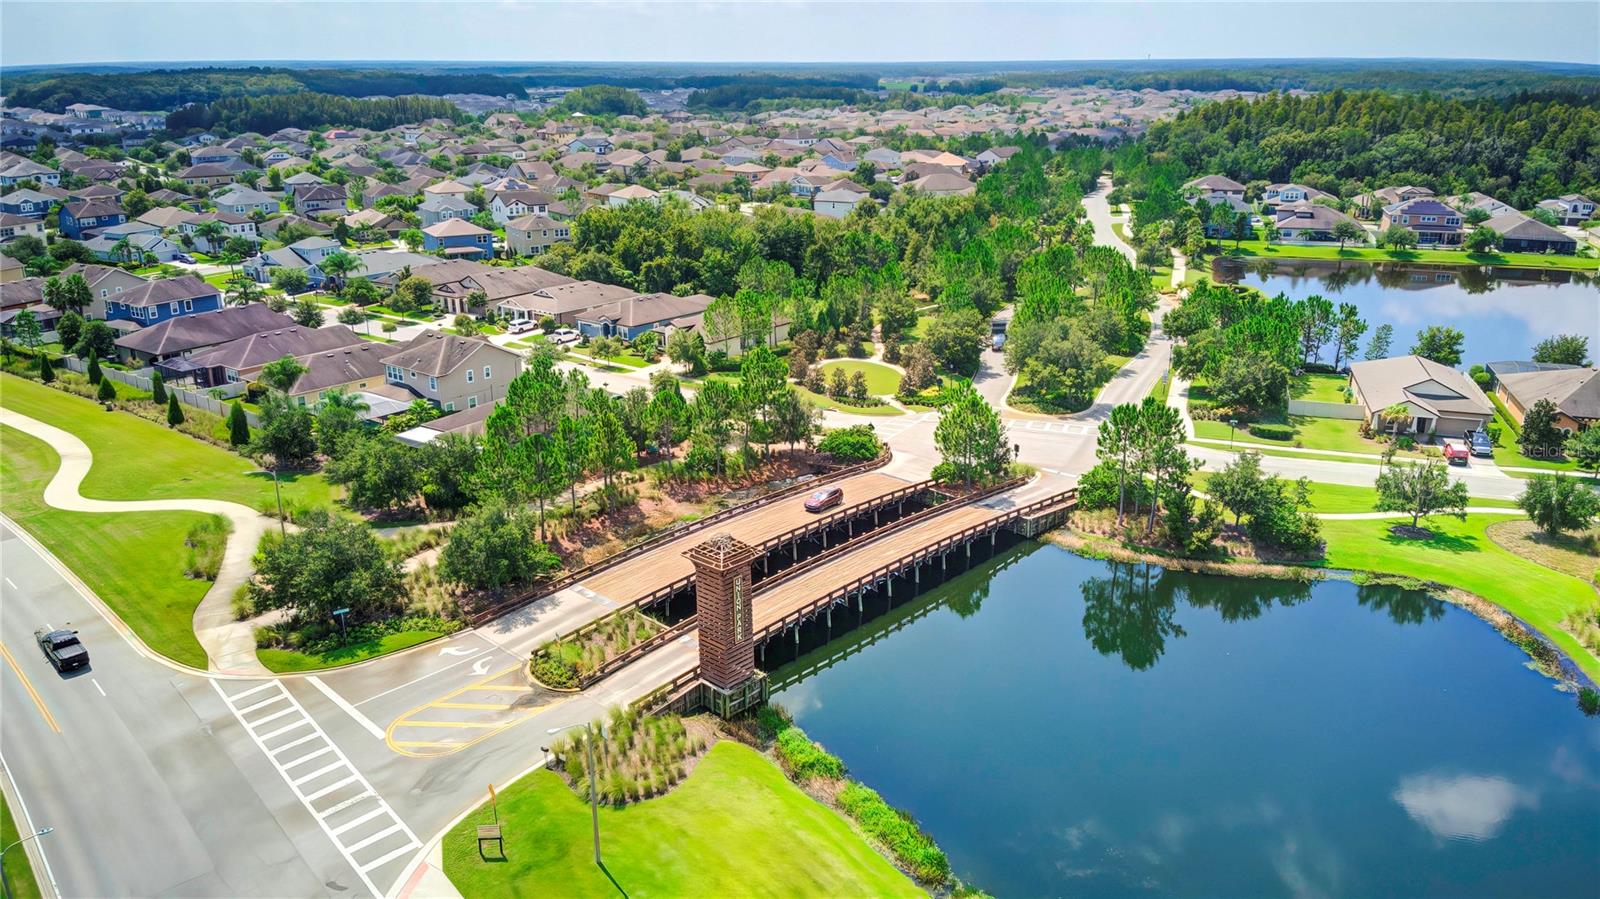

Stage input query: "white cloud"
[{"left": 1393, "top": 773, "right": 1538, "bottom": 842}]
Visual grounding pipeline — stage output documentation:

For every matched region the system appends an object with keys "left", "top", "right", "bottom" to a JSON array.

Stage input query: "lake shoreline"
[{"left": 1045, "top": 527, "right": 1595, "bottom": 694}]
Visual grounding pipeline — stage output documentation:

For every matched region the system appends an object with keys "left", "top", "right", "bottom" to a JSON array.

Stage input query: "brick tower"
[{"left": 684, "top": 533, "right": 766, "bottom": 716}]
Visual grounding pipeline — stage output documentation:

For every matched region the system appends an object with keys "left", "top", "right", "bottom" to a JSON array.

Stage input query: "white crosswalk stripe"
[{"left": 213, "top": 680, "right": 420, "bottom": 897}]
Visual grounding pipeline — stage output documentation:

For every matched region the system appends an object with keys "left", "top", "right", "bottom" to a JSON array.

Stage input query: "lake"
[
  {"left": 1210, "top": 258, "right": 1600, "bottom": 368},
  {"left": 770, "top": 542, "right": 1600, "bottom": 898}
]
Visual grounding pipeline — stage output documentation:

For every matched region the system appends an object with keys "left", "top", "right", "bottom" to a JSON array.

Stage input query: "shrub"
[
  {"left": 182, "top": 516, "right": 231, "bottom": 580},
  {"left": 1580, "top": 687, "right": 1600, "bottom": 717},
  {"left": 96, "top": 377, "right": 116, "bottom": 402},
  {"left": 837, "top": 782, "right": 951, "bottom": 884},
  {"left": 816, "top": 425, "right": 882, "bottom": 462},
  {"left": 774, "top": 728, "right": 845, "bottom": 781},
  {"left": 530, "top": 644, "right": 580, "bottom": 688},
  {"left": 1247, "top": 423, "right": 1293, "bottom": 441}
]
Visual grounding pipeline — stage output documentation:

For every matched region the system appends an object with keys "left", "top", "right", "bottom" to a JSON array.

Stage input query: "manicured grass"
[
  {"left": 1318, "top": 515, "right": 1600, "bottom": 682},
  {"left": 368, "top": 305, "right": 436, "bottom": 321},
  {"left": 443, "top": 741, "right": 919, "bottom": 899},
  {"left": 1, "top": 425, "right": 211, "bottom": 668},
  {"left": 1223, "top": 241, "right": 1600, "bottom": 271},
  {"left": 258, "top": 630, "right": 446, "bottom": 673},
  {"left": 568, "top": 347, "right": 652, "bottom": 369},
  {"left": 817, "top": 359, "right": 901, "bottom": 395},
  {"left": 1190, "top": 388, "right": 1427, "bottom": 460},
  {"left": 1290, "top": 372, "right": 1353, "bottom": 404},
  {"left": 0, "top": 374, "right": 333, "bottom": 512},
  {"left": 1193, "top": 474, "right": 1512, "bottom": 514},
  {"left": 1, "top": 790, "right": 42, "bottom": 899},
  {"left": 1486, "top": 394, "right": 1578, "bottom": 472},
  {"left": 796, "top": 387, "right": 901, "bottom": 416}
]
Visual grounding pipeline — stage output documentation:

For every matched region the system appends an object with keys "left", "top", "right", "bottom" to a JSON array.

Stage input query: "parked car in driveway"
[
  {"left": 174, "top": 253, "right": 196, "bottom": 264},
  {"left": 804, "top": 485, "right": 844, "bottom": 513},
  {"left": 1442, "top": 439, "right": 1470, "bottom": 465},
  {"left": 35, "top": 628, "right": 88, "bottom": 672},
  {"left": 1468, "top": 429, "right": 1494, "bottom": 457},
  {"left": 507, "top": 319, "right": 538, "bottom": 334},
  {"left": 548, "top": 328, "right": 580, "bottom": 345}
]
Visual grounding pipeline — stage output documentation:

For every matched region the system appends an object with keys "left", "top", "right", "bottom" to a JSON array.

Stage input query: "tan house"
[
  {"left": 285, "top": 343, "right": 396, "bottom": 407},
  {"left": 380, "top": 332, "right": 523, "bottom": 412},
  {"left": 505, "top": 214, "right": 571, "bottom": 257},
  {"left": 1348, "top": 355, "right": 1494, "bottom": 438},
  {"left": 494, "top": 279, "right": 637, "bottom": 327},
  {"left": 1496, "top": 366, "right": 1599, "bottom": 435}
]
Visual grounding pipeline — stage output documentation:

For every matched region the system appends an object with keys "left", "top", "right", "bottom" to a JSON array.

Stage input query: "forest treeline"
[
  {"left": 166, "top": 93, "right": 465, "bottom": 134},
  {"left": 1120, "top": 89, "right": 1600, "bottom": 210}
]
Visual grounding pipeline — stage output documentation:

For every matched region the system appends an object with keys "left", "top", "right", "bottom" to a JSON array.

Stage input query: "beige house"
[
  {"left": 1348, "top": 355, "right": 1494, "bottom": 438},
  {"left": 285, "top": 342, "right": 395, "bottom": 406},
  {"left": 1496, "top": 366, "right": 1599, "bottom": 435},
  {"left": 505, "top": 214, "right": 571, "bottom": 257},
  {"left": 380, "top": 332, "right": 523, "bottom": 413}
]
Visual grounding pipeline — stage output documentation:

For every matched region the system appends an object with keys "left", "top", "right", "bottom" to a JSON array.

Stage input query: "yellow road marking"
[
  {"left": 383, "top": 662, "right": 573, "bottom": 758},
  {"left": 0, "top": 642, "right": 62, "bottom": 733}
]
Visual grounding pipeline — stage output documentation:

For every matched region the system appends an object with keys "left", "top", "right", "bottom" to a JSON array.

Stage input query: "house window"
[
  {"left": 468, "top": 396, "right": 478, "bottom": 408},
  {"left": 1421, "top": 215, "right": 1437, "bottom": 223},
  {"left": 170, "top": 302, "right": 180, "bottom": 314},
  {"left": 428, "top": 376, "right": 438, "bottom": 391},
  {"left": 184, "top": 299, "right": 193, "bottom": 311},
  {"left": 483, "top": 365, "right": 491, "bottom": 380},
  {"left": 443, "top": 402, "right": 455, "bottom": 412},
  {"left": 101, "top": 289, "right": 108, "bottom": 298},
  {"left": 226, "top": 370, "right": 239, "bottom": 383},
  {"left": 385, "top": 365, "right": 404, "bottom": 382},
  {"left": 465, "top": 369, "right": 475, "bottom": 383}
]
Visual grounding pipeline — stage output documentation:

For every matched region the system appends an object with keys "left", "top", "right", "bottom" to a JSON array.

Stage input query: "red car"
[
  {"left": 1442, "top": 439, "right": 1470, "bottom": 465},
  {"left": 804, "top": 486, "right": 844, "bottom": 513}
]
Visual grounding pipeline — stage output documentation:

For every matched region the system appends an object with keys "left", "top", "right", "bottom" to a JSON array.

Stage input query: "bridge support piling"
[
  {"left": 914, "top": 563, "right": 920, "bottom": 584},
  {"left": 848, "top": 520, "right": 853, "bottom": 538},
  {"left": 874, "top": 509, "right": 879, "bottom": 527}
]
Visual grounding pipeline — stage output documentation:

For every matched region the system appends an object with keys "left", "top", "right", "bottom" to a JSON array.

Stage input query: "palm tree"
[
  {"left": 110, "top": 237, "right": 133, "bottom": 265},
  {"left": 227, "top": 275, "right": 262, "bottom": 306},
  {"left": 317, "top": 251, "right": 364, "bottom": 295},
  {"left": 193, "top": 220, "right": 227, "bottom": 255}
]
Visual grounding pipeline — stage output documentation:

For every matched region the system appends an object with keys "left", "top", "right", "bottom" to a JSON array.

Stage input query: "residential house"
[
  {"left": 1495, "top": 366, "right": 1599, "bottom": 436},
  {"left": 210, "top": 185, "right": 279, "bottom": 217},
  {"left": 61, "top": 263, "right": 148, "bottom": 318},
  {"left": 138, "top": 206, "right": 199, "bottom": 231},
  {"left": 421, "top": 179, "right": 472, "bottom": 202},
  {"left": 1379, "top": 197, "right": 1463, "bottom": 245},
  {"left": 863, "top": 147, "right": 902, "bottom": 168},
  {"left": 103, "top": 274, "right": 223, "bottom": 328},
  {"left": 575, "top": 292, "right": 713, "bottom": 340},
  {"left": 813, "top": 179, "right": 869, "bottom": 218},
  {"left": 0, "top": 213, "right": 46, "bottom": 244},
  {"left": 258, "top": 214, "right": 333, "bottom": 241},
  {"left": 244, "top": 236, "right": 342, "bottom": 286},
  {"left": 1348, "top": 355, "right": 1494, "bottom": 439},
  {"left": 386, "top": 260, "right": 571, "bottom": 316},
  {"left": 341, "top": 208, "right": 405, "bottom": 240},
  {"left": 176, "top": 164, "right": 236, "bottom": 190},
  {"left": 57, "top": 198, "right": 126, "bottom": 239},
  {"left": 418, "top": 194, "right": 477, "bottom": 227},
  {"left": 293, "top": 183, "right": 348, "bottom": 216},
  {"left": 1536, "top": 194, "right": 1597, "bottom": 226},
  {"left": 494, "top": 278, "right": 634, "bottom": 326},
  {"left": 180, "top": 211, "right": 259, "bottom": 252},
  {"left": 182, "top": 324, "right": 366, "bottom": 389},
  {"left": 1353, "top": 185, "right": 1433, "bottom": 218},
  {"left": 1260, "top": 183, "right": 1332, "bottom": 214},
  {"left": 504, "top": 215, "right": 571, "bottom": 257},
  {"left": 86, "top": 230, "right": 183, "bottom": 263},
  {"left": 975, "top": 146, "right": 1021, "bottom": 169},
  {"left": 489, "top": 189, "right": 551, "bottom": 224},
  {"left": 605, "top": 185, "right": 660, "bottom": 206},
  {"left": 285, "top": 343, "right": 398, "bottom": 408},
  {"left": 120, "top": 303, "right": 295, "bottom": 366},
  {"left": 564, "top": 133, "right": 613, "bottom": 155},
  {"left": 0, "top": 188, "right": 55, "bottom": 218},
  {"left": 189, "top": 146, "right": 239, "bottom": 167},
  {"left": 907, "top": 172, "right": 975, "bottom": 197},
  {"left": 1449, "top": 192, "right": 1516, "bottom": 220},
  {"left": 1273, "top": 202, "right": 1361, "bottom": 242},
  {"left": 1184, "top": 175, "right": 1246, "bottom": 202},
  {"left": 0, "top": 158, "right": 60, "bottom": 187},
  {"left": 421, "top": 219, "right": 495, "bottom": 259},
  {"left": 380, "top": 331, "right": 523, "bottom": 412},
  {"left": 1481, "top": 213, "right": 1577, "bottom": 255}
]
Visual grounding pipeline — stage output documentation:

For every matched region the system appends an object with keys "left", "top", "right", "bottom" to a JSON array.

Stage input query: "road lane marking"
[
  {"left": 0, "top": 642, "right": 61, "bottom": 733},
  {"left": 247, "top": 706, "right": 299, "bottom": 728},
  {"left": 3, "top": 577, "right": 16, "bottom": 589},
  {"left": 91, "top": 678, "right": 106, "bottom": 697},
  {"left": 432, "top": 701, "right": 515, "bottom": 710},
  {"left": 346, "top": 822, "right": 407, "bottom": 854},
  {"left": 399, "top": 719, "right": 502, "bottom": 729},
  {"left": 307, "top": 675, "right": 385, "bottom": 740},
  {"left": 0, "top": 748, "right": 61, "bottom": 897},
  {"left": 235, "top": 692, "right": 288, "bottom": 715},
  {"left": 229, "top": 681, "right": 278, "bottom": 702},
  {"left": 212, "top": 680, "right": 420, "bottom": 897},
  {"left": 351, "top": 646, "right": 495, "bottom": 706}
]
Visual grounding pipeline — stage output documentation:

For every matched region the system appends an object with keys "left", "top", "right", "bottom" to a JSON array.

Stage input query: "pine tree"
[
  {"left": 150, "top": 370, "right": 167, "bottom": 405},
  {"left": 166, "top": 392, "right": 185, "bottom": 427},
  {"left": 97, "top": 377, "right": 116, "bottom": 402},
  {"left": 37, "top": 353, "right": 54, "bottom": 383},
  {"left": 227, "top": 400, "right": 250, "bottom": 446},
  {"left": 86, "top": 355, "right": 103, "bottom": 385}
]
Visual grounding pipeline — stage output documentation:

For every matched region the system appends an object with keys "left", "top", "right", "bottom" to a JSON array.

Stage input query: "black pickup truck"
[{"left": 35, "top": 628, "right": 89, "bottom": 672}]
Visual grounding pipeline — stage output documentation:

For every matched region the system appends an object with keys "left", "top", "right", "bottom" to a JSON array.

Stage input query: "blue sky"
[{"left": 3, "top": 1, "right": 1597, "bottom": 68}]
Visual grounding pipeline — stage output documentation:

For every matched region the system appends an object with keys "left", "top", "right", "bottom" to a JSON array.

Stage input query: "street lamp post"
[
  {"left": 1228, "top": 419, "right": 1239, "bottom": 450},
  {"left": 1, "top": 826, "right": 53, "bottom": 899},
  {"left": 549, "top": 723, "right": 601, "bottom": 866},
  {"left": 270, "top": 464, "right": 286, "bottom": 536}
]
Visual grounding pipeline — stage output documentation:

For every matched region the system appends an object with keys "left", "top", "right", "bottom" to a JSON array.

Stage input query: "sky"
[{"left": 2, "top": 1, "right": 1597, "bottom": 68}]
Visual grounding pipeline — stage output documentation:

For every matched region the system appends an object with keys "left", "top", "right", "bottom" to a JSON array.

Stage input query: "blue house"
[
  {"left": 58, "top": 198, "right": 127, "bottom": 239},
  {"left": 104, "top": 274, "right": 223, "bottom": 327},
  {"left": 422, "top": 219, "right": 495, "bottom": 260},
  {"left": 0, "top": 188, "right": 54, "bottom": 219}
]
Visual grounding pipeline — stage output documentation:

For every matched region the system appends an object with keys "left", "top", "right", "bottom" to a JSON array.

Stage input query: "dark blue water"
[
  {"left": 772, "top": 542, "right": 1600, "bottom": 898},
  {"left": 1211, "top": 259, "right": 1600, "bottom": 368}
]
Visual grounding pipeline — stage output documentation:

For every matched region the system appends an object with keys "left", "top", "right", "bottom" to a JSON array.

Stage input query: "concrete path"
[
  {"left": 1084, "top": 175, "right": 1136, "bottom": 264},
  {"left": 1316, "top": 509, "right": 1521, "bottom": 520},
  {"left": 1, "top": 408, "right": 273, "bottom": 675}
]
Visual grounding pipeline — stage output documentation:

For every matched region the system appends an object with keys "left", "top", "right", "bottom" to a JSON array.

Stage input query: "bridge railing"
[
  {"left": 753, "top": 488, "right": 1077, "bottom": 642},
  {"left": 754, "top": 479, "right": 935, "bottom": 557},
  {"left": 465, "top": 449, "right": 891, "bottom": 624}
]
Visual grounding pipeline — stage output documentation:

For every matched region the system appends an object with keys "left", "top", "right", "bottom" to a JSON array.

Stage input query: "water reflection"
[{"left": 1393, "top": 773, "right": 1539, "bottom": 843}]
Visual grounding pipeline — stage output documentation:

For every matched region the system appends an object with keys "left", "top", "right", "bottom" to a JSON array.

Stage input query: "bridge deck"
[
  {"left": 578, "top": 471, "right": 914, "bottom": 604},
  {"left": 752, "top": 503, "right": 1003, "bottom": 634}
]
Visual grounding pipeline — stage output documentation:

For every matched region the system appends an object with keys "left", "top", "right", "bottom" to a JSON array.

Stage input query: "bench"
[{"left": 476, "top": 824, "right": 503, "bottom": 857}]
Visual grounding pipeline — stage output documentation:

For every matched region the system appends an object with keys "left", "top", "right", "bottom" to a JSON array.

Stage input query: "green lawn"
[
  {"left": 0, "top": 374, "right": 333, "bottom": 512},
  {"left": 1193, "top": 474, "right": 1513, "bottom": 514},
  {"left": 368, "top": 305, "right": 437, "bottom": 321},
  {"left": 1486, "top": 394, "right": 1579, "bottom": 472},
  {"left": 1, "top": 425, "right": 211, "bottom": 668},
  {"left": 1223, "top": 241, "right": 1600, "bottom": 271},
  {"left": 568, "top": 347, "right": 652, "bottom": 369},
  {"left": 796, "top": 387, "right": 902, "bottom": 416},
  {"left": 443, "top": 741, "right": 919, "bottom": 899},
  {"left": 1290, "top": 372, "right": 1353, "bottom": 404},
  {"left": 1190, "top": 381, "right": 1427, "bottom": 460},
  {"left": 258, "top": 630, "right": 447, "bottom": 673},
  {"left": 817, "top": 359, "right": 902, "bottom": 395},
  {"left": 1, "top": 790, "right": 42, "bottom": 899},
  {"left": 1318, "top": 515, "right": 1600, "bottom": 682}
]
